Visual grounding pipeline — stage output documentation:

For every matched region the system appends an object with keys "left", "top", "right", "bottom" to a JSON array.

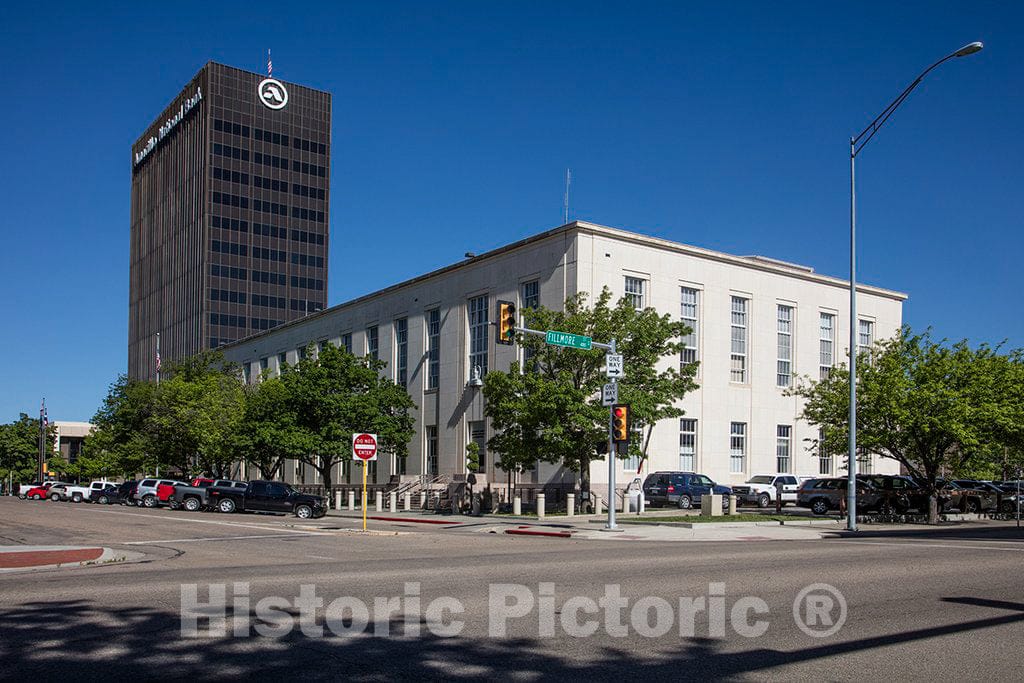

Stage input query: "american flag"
[
  {"left": 267, "top": 49, "right": 272, "bottom": 77},
  {"left": 40, "top": 399, "right": 47, "bottom": 429},
  {"left": 156, "top": 350, "right": 161, "bottom": 373}
]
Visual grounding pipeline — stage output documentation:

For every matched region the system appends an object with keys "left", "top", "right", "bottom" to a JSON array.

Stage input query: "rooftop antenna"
[
  {"left": 267, "top": 49, "right": 272, "bottom": 77},
  {"left": 563, "top": 168, "right": 571, "bottom": 224}
]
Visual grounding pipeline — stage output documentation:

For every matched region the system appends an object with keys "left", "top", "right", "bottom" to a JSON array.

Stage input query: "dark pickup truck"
[
  {"left": 207, "top": 480, "right": 326, "bottom": 519},
  {"left": 173, "top": 477, "right": 248, "bottom": 511}
]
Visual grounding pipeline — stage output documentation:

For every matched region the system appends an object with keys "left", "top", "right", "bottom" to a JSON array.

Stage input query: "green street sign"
[{"left": 545, "top": 330, "right": 593, "bottom": 350}]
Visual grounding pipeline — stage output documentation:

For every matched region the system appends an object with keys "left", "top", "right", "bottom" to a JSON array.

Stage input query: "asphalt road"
[{"left": 1, "top": 497, "right": 1023, "bottom": 681}]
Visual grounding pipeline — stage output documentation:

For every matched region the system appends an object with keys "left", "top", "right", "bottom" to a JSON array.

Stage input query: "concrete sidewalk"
[{"left": 323, "top": 508, "right": 843, "bottom": 541}]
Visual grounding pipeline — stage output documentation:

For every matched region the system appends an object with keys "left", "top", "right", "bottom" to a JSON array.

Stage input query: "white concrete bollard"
[
  {"left": 594, "top": 493, "right": 602, "bottom": 515},
  {"left": 621, "top": 493, "right": 628, "bottom": 513},
  {"left": 566, "top": 493, "right": 576, "bottom": 517},
  {"left": 638, "top": 492, "right": 646, "bottom": 514},
  {"left": 537, "top": 493, "right": 546, "bottom": 519},
  {"left": 389, "top": 491, "right": 397, "bottom": 513},
  {"left": 701, "top": 493, "right": 723, "bottom": 517},
  {"left": 335, "top": 490, "right": 343, "bottom": 510},
  {"left": 419, "top": 491, "right": 427, "bottom": 509},
  {"left": 728, "top": 495, "right": 738, "bottom": 515},
  {"left": 375, "top": 490, "right": 383, "bottom": 512},
  {"left": 513, "top": 496, "right": 522, "bottom": 516},
  {"left": 404, "top": 492, "right": 411, "bottom": 511},
  {"left": 347, "top": 490, "right": 355, "bottom": 511}
]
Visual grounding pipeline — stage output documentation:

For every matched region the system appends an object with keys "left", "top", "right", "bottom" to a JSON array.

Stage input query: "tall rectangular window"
[
  {"left": 468, "top": 295, "right": 489, "bottom": 376},
  {"left": 777, "top": 305, "right": 793, "bottom": 387},
  {"left": 679, "top": 418, "right": 697, "bottom": 471},
  {"left": 366, "top": 326, "right": 378, "bottom": 360},
  {"left": 341, "top": 333, "right": 352, "bottom": 354},
  {"left": 819, "top": 313, "right": 835, "bottom": 379},
  {"left": 730, "top": 422, "right": 746, "bottom": 473},
  {"left": 425, "top": 426, "right": 438, "bottom": 476},
  {"left": 776, "top": 425, "right": 791, "bottom": 473},
  {"left": 680, "top": 287, "right": 699, "bottom": 367},
  {"left": 857, "top": 449, "right": 873, "bottom": 475},
  {"left": 730, "top": 297, "right": 748, "bottom": 383},
  {"left": 521, "top": 280, "right": 540, "bottom": 368},
  {"left": 625, "top": 276, "right": 645, "bottom": 310},
  {"left": 277, "top": 352, "right": 287, "bottom": 370},
  {"left": 818, "top": 428, "right": 833, "bottom": 475},
  {"left": 469, "top": 421, "right": 487, "bottom": 473},
  {"left": 394, "top": 318, "right": 408, "bottom": 387},
  {"left": 427, "top": 309, "right": 440, "bottom": 390},
  {"left": 858, "top": 320, "right": 874, "bottom": 358}
]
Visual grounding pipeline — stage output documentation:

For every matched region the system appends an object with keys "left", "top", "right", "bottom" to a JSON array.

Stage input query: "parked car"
[
  {"left": 173, "top": 478, "right": 248, "bottom": 512},
  {"left": 24, "top": 482, "right": 69, "bottom": 500},
  {"left": 953, "top": 480, "right": 1006, "bottom": 512},
  {"left": 90, "top": 482, "right": 135, "bottom": 505},
  {"left": 17, "top": 482, "right": 44, "bottom": 499},
  {"left": 134, "top": 478, "right": 187, "bottom": 508},
  {"left": 156, "top": 480, "right": 190, "bottom": 508},
  {"left": 857, "top": 474, "right": 947, "bottom": 514},
  {"left": 797, "top": 477, "right": 883, "bottom": 515},
  {"left": 206, "top": 480, "right": 326, "bottom": 518},
  {"left": 731, "top": 474, "right": 801, "bottom": 508},
  {"left": 58, "top": 480, "right": 120, "bottom": 503},
  {"left": 641, "top": 471, "right": 732, "bottom": 510}
]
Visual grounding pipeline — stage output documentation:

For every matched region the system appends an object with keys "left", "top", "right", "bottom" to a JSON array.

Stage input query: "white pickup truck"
[
  {"left": 731, "top": 475, "right": 803, "bottom": 508},
  {"left": 55, "top": 480, "right": 119, "bottom": 503}
]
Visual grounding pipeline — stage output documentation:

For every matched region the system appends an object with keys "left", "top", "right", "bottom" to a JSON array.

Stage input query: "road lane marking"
[
  {"left": 124, "top": 533, "right": 321, "bottom": 545},
  {"left": 308, "top": 555, "right": 336, "bottom": 560}
]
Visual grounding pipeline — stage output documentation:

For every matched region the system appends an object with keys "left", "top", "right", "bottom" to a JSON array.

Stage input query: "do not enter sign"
[{"left": 352, "top": 433, "right": 378, "bottom": 461}]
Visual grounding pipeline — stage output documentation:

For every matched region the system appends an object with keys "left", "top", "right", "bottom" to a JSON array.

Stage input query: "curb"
[
  {"left": 367, "top": 516, "right": 461, "bottom": 526},
  {"left": 505, "top": 528, "right": 573, "bottom": 539}
]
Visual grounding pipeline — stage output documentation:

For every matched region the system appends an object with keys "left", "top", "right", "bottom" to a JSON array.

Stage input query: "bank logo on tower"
[{"left": 258, "top": 78, "right": 288, "bottom": 110}]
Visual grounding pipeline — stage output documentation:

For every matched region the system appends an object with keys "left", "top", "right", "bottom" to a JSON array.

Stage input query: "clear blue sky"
[{"left": 1, "top": 2, "right": 1020, "bottom": 423}]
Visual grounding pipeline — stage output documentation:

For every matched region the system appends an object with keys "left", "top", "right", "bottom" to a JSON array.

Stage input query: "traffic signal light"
[
  {"left": 497, "top": 300, "right": 516, "bottom": 345},
  {"left": 612, "top": 404, "right": 630, "bottom": 443}
]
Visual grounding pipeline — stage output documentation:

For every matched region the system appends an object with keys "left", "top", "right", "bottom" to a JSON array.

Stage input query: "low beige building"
[{"left": 220, "top": 221, "right": 905, "bottom": 497}]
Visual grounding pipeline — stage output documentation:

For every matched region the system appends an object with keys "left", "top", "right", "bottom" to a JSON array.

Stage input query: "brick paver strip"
[{"left": 0, "top": 548, "right": 103, "bottom": 569}]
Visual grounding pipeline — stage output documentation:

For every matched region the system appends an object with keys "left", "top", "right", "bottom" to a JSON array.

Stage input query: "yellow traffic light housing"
[
  {"left": 612, "top": 404, "right": 630, "bottom": 443},
  {"left": 497, "top": 300, "right": 516, "bottom": 345}
]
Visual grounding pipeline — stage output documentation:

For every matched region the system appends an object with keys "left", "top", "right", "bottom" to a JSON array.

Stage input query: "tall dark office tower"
[{"left": 128, "top": 62, "right": 331, "bottom": 379}]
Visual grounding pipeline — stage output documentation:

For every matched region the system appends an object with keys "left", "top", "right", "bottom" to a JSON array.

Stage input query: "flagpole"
[{"left": 38, "top": 399, "right": 45, "bottom": 481}]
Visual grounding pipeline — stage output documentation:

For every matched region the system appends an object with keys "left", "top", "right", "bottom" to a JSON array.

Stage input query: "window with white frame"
[
  {"left": 395, "top": 318, "right": 408, "bottom": 387},
  {"left": 341, "top": 333, "right": 352, "bottom": 354},
  {"left": 858, "top": 320, "right": 874, "bottom": 359},
  {"left": 425, "top": 425, "right": 438, "bottom": 476},
  {"left": 730, "top": 422, "right": 746, "bottom": 473},
  {"left": 857, "top": 449, "right": 873, "bottom": 475},
  {"left": 679, "top": 418, "right": 697, "bottom": 471},
  {"left": 680, "top": 287, "right": 699, "bottom": 367},
  {"left": 818, "top": 428, "right": 832, "bottom": 475},
  {"left": 468, "top": 295, "right": 489, "bottom": 376},
  {"left": 777, "top": 305, "right": 793, "bottom": 387},
  {"left": 625, "top": 276, "right": 646, "bottom": 310},
  {"left": 730, "top": 297, "right": 748, "bottom": 382},
  {"left": 366, "top": 326, "right": 378, "bottom": 360},
  {"left": 819, "top": 313, "right": 835, "bottom": 379},
  {"left": 776, "top": 425, "right": 791, "bottom": 473}
]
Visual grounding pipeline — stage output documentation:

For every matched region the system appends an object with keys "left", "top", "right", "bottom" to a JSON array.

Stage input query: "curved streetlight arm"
[{"left": 852, "top": 45, "right": 978, "bottom": 157}]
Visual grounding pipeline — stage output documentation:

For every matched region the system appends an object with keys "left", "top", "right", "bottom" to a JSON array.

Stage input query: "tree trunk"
[
  {"left": 318, "top": 460, "right": 334, "bottom": 509},
  {"left": 928, "top": 493, "right": 939, "bottom": 525}
]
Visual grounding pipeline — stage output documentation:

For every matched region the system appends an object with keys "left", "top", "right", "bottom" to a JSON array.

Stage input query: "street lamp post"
[{"left": 847, "top": 41, "right": 983, "bottom": 531}]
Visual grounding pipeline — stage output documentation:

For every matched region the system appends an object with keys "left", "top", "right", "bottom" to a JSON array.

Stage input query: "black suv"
[
  {"left": 641, "top": 471, "right": 732, "bottom": 510},
  {"left": 857, "top": 474, "right": 946, "bottom": 513}
]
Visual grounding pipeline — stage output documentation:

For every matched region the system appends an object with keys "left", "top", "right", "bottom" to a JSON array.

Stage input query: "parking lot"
[{"left": 2, "top": 497, "right": 1024, "bottom": 678}]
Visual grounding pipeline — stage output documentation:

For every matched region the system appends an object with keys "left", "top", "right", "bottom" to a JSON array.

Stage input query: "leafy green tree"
[
  {"left": 281, "top": 344, "right": 416, "bottom": 502},
  {"left": 150, "top": 352, "right": 244, "bottom": 477},
  {"left": 87, "top": 375, "right": 159, "bottom": 476},
  {"left": 234, "top": 375, "right": 306, "bottom": 479},
  {"left": 0, "top": 413, "right": 54, "bottom": 486},
  {"left": 791, "top": 327, "right": 1023, "bottom": 523},
  {"left": 483, "top": 288, "right": 699, "bottom": 497}
]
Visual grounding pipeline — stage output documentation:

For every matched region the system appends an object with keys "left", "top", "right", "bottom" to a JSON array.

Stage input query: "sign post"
[{"left": 352, "top": 433, "right": 378, "bottom": 531}]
